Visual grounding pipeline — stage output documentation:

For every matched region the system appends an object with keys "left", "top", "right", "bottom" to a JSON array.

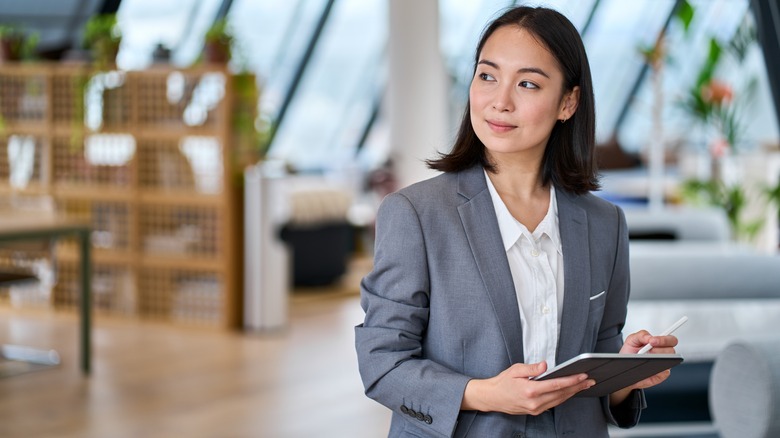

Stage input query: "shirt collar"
[
  {"left": 484, "top": 170, "right": 562, "bottom": 254},
  {"left": 536, "top": 186, "right": 562, "bottom": 254}
]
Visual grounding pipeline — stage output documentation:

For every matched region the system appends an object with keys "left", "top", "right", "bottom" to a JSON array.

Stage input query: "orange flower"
[
  {"left": 709, "top": 137, "right": 729, "bottom": 158},
  {"left": 700, "top": 79, "right": 733, "bottom": 106}
]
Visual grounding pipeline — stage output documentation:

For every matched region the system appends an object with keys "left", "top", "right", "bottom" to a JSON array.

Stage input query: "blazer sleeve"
[
  {"left": 595, "top": 204, "right": 647, "bottom": 427},
  {"left": 355, "top": 192, "right": 471, "bottom": 438}
]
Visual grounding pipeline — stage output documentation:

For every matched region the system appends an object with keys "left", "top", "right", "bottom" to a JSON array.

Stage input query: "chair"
[
  {"left": 0, "top": 195, "right": 61, "bottom": 374},
  {"left": 709, "top": 337, "right": 780, "bottom": 438}
]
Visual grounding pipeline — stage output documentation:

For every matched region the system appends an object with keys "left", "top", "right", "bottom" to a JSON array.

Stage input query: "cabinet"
[{"left": 0, "top": 63, "right": 253, "bottom": 328}]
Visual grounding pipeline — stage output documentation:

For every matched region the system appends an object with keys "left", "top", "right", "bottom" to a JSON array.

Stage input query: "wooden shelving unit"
[{"left": 0, "top": 63, "right": 252, "bottom": 328}]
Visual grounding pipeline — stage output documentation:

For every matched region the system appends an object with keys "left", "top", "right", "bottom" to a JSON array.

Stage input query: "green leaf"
[
  {"left": 675, "top": 0, "right": 695, "bottom": 33},
  {"left": 695, "top": 37, "right": 722, "bottom": 88}
]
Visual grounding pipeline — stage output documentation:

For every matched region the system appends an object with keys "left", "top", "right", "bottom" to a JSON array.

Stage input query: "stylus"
[{"left": 637, "top": 316, "right": 688, "bottom": 354}]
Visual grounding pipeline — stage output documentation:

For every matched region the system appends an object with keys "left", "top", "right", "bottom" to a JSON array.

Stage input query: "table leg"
[{"left": 79, "top": 229, "right": 91, "bottom": 374}]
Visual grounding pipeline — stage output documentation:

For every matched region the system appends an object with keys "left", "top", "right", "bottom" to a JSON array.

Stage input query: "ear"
[{"left": 558, "top": 86, "right": 580, "bottom": 122}]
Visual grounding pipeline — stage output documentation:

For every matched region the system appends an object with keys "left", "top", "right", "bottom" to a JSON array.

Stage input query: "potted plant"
[
  {"left": 0, "top": 25, "right": 39, "bottom": 62},
  {"left": 82, "top": 14, "right": 121, "bottom": 67},
  {"left": 204, "top": 19, "right": 233, "bottom": 64}
]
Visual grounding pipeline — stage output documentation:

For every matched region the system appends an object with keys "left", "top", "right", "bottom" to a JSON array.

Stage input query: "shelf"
[
  {"left": 0, "top": 64, "right": 245, "bottom": 328},
  {"left": 140, "top": 190, "right": 224, "bottom": 206},
  {"left": 1, "top": 122, "right": 51, "bottom": 136},
  {"left": 140, "top": 254, "right": 224, "bottom": 271},
  {"left": 57, "top": 246, "right": 135, "bottom": 266},
  {"left": 53, "top": 185, "right": 137, "bottom": 201},
  {"left": 0, "top": 185, "right": 50, "bottom": 196}
]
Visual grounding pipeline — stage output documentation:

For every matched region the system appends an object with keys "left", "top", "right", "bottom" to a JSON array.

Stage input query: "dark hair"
[{"left": 427, "top": 6, "right": 599, "bottom": 194}]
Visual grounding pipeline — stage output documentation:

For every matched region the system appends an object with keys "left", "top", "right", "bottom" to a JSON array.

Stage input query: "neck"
[{"left": 486, "top": 152, "right": 546, "bottom": 200}]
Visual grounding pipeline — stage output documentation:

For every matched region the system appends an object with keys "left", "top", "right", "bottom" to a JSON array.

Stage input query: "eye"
[
  {"left": 519, "top": 81, "right": 539, "bottom": 89},
  {"left": 478, "top": 72, "right": 496, "bottom": 82}
]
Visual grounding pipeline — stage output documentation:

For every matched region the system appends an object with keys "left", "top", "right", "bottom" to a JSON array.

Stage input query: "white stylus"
[{"left": 637, "top": 316, "right": 688, "bottom": 354}]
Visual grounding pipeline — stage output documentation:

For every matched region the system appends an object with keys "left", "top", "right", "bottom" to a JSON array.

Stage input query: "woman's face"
[{"left": 470, "top": 25, "right": 578, "bottom": 162}]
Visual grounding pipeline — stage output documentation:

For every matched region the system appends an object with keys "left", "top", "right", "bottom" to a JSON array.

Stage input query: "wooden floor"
[{"left": 0, "top": 277, "right": 391, "bottom": 437}]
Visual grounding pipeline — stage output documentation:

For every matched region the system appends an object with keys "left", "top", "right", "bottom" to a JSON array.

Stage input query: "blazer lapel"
[
  {"left": 456, "top": 166, "right": 524, "bottom": 365},
  {"left": 555, "top": 190, "right": 591, "bottom": 364}
]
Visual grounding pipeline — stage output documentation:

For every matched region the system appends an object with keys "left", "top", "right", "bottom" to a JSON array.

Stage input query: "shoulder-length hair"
[{"left": 427, "top": 6, "right": 599, "bottom": 194}]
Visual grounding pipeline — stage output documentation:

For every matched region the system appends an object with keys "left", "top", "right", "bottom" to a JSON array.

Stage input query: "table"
[
  {"left": 0, "top": 214, "right": 91, "bottom": 374},
  {"left": 625, "top": 299, "right": 780, "bottom": 362}
]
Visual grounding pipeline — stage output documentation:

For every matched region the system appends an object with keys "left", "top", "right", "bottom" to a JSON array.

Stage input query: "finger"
[
  {"left": 626, "top": 330, "right": 652, "bottom": 348},
  {"left": 633, "top": 369, "right": 671, "bottom": 389},
  {"left": 642, "top": 335, "right": 679, "bottom": 354},
  {"left": 535, "top": 373, "right": 589, "bottom": 393},
  {"left": 652, "top": 335, "right": 679, "bottom": 348},
  {"left": 531, "top": 377, "right": 595, "bottom": 413},
  {"left": 648, "top": 348, "right": 676, "bottom": 355},
  {"left": 517, "top": 375, "right": 595, "bottom": 415}
]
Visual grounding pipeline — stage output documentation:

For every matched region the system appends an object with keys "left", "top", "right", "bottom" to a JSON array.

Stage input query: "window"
[
  {"left": 266, "top": 0, "right": 387, "bottom": 171},
  {"left": 116, "top": 0, "right": 223, "bottom": 70}
]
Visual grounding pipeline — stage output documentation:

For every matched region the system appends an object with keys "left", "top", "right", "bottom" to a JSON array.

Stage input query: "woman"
[{"left": 355, "top": 6, "right": 678, "bottom": 437}]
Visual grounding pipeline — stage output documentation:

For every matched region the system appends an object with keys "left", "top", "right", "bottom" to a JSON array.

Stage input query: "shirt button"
[
  {"left": 531, "top": 249, "right": 540, "bottom": 257},
  {"left": 542, "top": 306, "right": 551, "bottom": 314}
]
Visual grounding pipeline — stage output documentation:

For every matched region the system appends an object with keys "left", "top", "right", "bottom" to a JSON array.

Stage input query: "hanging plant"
[{"left": 82, "top": 14, "right": 122, "bottom": 68}]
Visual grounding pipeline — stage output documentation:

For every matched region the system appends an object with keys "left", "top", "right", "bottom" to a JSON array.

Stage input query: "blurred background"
[{"left": 0, "top": 0, "right": 779, "bottom": 437}]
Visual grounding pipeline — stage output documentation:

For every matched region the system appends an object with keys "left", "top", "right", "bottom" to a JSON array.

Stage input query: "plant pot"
[
  {"left": 204, "top": 41, "right": 230, "bottom": 64},
  {"left": 90, "top": 38, "right": 120, "bottom": 67},
  {"left": 0, "top": 36, "right": 23, "bottom": 62}
]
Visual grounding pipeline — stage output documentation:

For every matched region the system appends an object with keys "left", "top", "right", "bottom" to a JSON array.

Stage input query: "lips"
[{"left": 486, "top": 119, "right": 517, "bottom": 133}]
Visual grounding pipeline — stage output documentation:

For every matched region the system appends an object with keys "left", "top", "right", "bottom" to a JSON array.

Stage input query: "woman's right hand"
[{"left": 461, "top": 362, "right": 595, "bottom": 415}]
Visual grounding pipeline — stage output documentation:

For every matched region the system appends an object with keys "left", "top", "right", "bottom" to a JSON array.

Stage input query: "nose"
[{"left": 492, "top": 84, "right": 514, "bottom": 112}]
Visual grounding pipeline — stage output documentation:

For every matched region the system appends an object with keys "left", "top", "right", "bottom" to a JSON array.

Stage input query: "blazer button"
[
  {"left": 415, "top": 412, "right": 424, "bottom": 421},
  {"left": 513, "top": 433, "right": 525, "bottom": 438},
  {"left": 400, "top": 405, "right": 409, "bottom": 414},
  {"left": 424, "top": 415, "right": 433, "bottom": 424},
  {"left": 407, "top": 408, "right": 417, "bottom": 418}
]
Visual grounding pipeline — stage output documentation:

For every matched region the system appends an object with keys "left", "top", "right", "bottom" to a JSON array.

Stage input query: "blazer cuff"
[{"left": 603, "top": 389, "right": 646, "bottom": 428}]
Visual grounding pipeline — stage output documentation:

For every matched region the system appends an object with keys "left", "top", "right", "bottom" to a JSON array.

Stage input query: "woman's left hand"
[{"left": 609, "top": 330, "right": 679, "bottom": 406}]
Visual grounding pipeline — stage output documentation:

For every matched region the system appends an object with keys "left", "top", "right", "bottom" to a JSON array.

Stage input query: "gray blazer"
[{"left": 355, "top": 165, "right": 645, "bottom": 437}]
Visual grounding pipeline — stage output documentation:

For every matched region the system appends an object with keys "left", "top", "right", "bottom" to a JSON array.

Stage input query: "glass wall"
[
  {"left": 265, "top": 0, "right": 387, "bottom": 171},
  {"left": 110, "top": 0, "right": 778, "bottom": 174}
]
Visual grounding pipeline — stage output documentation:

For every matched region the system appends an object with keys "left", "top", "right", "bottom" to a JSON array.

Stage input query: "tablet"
[{"left": 530, "top": 353, "right": 684, "bottom": 397}]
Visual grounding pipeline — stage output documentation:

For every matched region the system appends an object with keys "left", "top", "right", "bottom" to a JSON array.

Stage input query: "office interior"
[{"left": 0, "top": 0, "right": 779, "bottom": 437}]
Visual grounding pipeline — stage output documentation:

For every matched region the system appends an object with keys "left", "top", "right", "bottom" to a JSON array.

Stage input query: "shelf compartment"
[
  {"left": 0, "top": 70, "right": 48, "bottom": 124},
  {"left": 52, "top": 134, "right": 135, "bottom": 188},
  {"left": 138, "top": 136, "right": 224, "bottom": 195},
  {"left": 135, "top": 70, "right": 227, "bottom": 131},
  {"left": 139, "top": 267, "right": 224, "bottom": 326},
  {"left": 51, "top": 69, "right": 87, "bottom": 125},
  {"left": 140, "top": 204, "right": 220, "bottom": 258},
  {"left": 0, "top": 133, "right": 47, "bottom": 188},
  {"left": 53, "top": 260, "right": 137, "bottom": 315},
  {"left": 56, "top": 198, "right": 133, "bottom": 252}
]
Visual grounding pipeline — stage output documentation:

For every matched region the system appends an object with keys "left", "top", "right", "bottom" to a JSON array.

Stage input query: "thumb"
[
  {"left": 533, "top": 361, "right": 548, "bottom": 376},
  {"left": 509, "top": 361, "right": 547, "bottom": 377}
]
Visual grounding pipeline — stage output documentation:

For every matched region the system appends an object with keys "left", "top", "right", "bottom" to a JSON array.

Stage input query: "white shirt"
[{"left": 485, "top": 171, "right": 565, "bottom": 367}]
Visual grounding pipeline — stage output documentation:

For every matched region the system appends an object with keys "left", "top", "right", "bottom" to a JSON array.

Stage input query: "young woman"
[{"left": 355, "top": 6, "right": 678, "bottom": 437}]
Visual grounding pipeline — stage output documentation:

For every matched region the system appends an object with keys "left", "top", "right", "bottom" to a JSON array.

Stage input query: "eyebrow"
[{"left": 477, "top": 59, "right": 550, "bottom": 79}]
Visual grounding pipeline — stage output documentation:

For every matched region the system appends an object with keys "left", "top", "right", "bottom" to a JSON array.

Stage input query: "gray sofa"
[{"left": 629, "top": 241, "right": 780, "bottom": 301}]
